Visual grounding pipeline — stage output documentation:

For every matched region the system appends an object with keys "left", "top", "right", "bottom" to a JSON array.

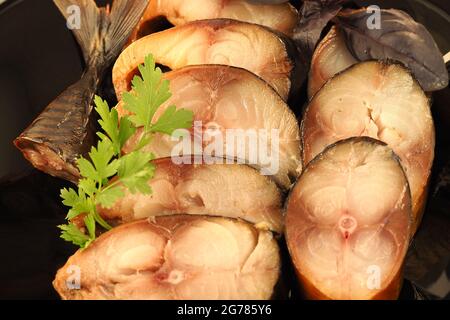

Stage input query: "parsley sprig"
[{"left": 58, "top": 55, "right": 194, "bottom": 248}]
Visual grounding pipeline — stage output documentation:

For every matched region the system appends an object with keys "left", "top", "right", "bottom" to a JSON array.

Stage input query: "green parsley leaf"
[
  {"left": 151, "top": 105, "right": 194, "bottom": 135},
  {"left": 122, "top": 55, "right": 172, "bottom": 130},
  {"left": 87, "top": 139, "right": 120, "bottom": 183},
  {"left": 134, "top": 131, "right": 154, "bottom": 152},
  {"left": 118, "top": 116, "right": 136, "bottom": 150},
  {"left": 76, "top": 157, "right": 97, "bottom": 181},
  {"left": 61, "top": 188, "right": 80, "bottom": 207},
  {"left": 61, "top": 188, "right": 92, "bottom": 220},
  {"left": 59, "top": 54, "right": 194, "bottom": 248},
  {"left": 59, "top": 224, "right": 91, "bottom": 248},
  {"left": 95, "top": 96, "right": 121, "bottom": 154},
  {"left": 117, "top": 151, "right": 155, "bottom": 195},
  {"left": 78, "top": 178, "right": 97, "bottom": 197},
  {"left": 96, "top": 186, "right": 124, "bottom": 209},
  {"left": 84, "top": 214, "right": 96, "bottom": 239}
]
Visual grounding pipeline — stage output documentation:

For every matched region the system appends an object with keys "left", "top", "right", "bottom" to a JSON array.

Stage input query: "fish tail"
[
  {"left": 14, "top": 70, "right": 99, "bottom": 183},
  {"left": 53, "top": 0, "right": 149, "bottom": 69},
  {"left": 14, "top": 1, "right": 149, "bottom": 182}
]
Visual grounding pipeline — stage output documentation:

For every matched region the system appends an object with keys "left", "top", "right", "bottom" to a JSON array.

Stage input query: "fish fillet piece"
[
  {"left": 113, "top": 19, "right": 303, "bottom": 101},
  {"left": 286, "top": 138, "right": 412, "bottom": 300},
  {"left": 53, "top": 215, "right": 281, "bottom": 300},
  {"left": 99, "top": 158, "right": 283, "bottom": 232},
  {"left": 308, "top": 26, "right": 357, "bottom": 99},
  {"left": 118, "top": 65, "right": 301, "bottom": 189},
  {"left": 302, "top": 61, "right": 434, "bottom": 233},
  {"left": 131, "top": 0, "right": 298, "bottom": 40}
]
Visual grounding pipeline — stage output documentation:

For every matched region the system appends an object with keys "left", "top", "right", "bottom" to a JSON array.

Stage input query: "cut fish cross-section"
[
  {"left": 308, "top": 26, "right": 357, "bottom": 99},
  {"left": 99, "top": 157, "right": 284, "bottom": 233},
  {"left": 113, "top": 19, "right": 304, "bottom": 101},
  {"left": 286, "top": 138, "right": 412, "bottom": 300},
  {"left": 118, "top": 65, "right": 302, "bottom": 189},
  {"left": 302, "top": 61, "right": 434, "bottom": 233},
  {"left": 53, "top": 216, "right": 281, "bottom": 300},
  {"left": 131, "top": 0, "right": 299, "bottom": 41}
]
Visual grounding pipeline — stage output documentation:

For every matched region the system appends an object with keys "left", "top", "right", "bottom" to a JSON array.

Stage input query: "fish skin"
[
  {"left": 14, "top": 64, "right": 99, "bottom": 183},
  {"left": 14, "top": 0, "right": 149, "bottom": 183},
  {"left": 53, "top": 215, "right": 281, "bottom": 300}
]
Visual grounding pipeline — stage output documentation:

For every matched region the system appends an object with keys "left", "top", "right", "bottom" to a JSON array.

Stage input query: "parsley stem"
[
  {"left": 92, "top": 207, "right": 112, "bottom": 230},
  {"left": 59, "top": 54, "right": 194, "bottom": 248}
]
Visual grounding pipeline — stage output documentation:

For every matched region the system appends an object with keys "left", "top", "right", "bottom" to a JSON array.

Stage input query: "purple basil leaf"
[
  {"left": 336, "top": 8, "right": 449, "bottom": 91},
  {"left": 292, "top": 0, "right": 350, "bottom": 60}
]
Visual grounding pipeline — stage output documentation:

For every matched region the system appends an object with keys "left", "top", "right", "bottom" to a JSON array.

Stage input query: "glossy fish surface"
[
  {"left": 117, "top": 65, "right": 302, "bottom": 189},
  {"left": 113, "top": 19, "right": 304, "bottom": 101},
  {"left": 54, "top": 215, "right": 281, "bottom": 300},
  {"left": 308, "top": 26, "right": 357, "bottom": 99},
  {"left": 131, "top": 0, "right": 298, "bottom": 40},
  {"left": 286, "top": 138, "right": 412, "bottom": 300},
  {"left": 302, "top": 61, "right": 434, "bottom": 233},
  {"left": 99, "top": 157, "right": 284, "bottom": 233}
]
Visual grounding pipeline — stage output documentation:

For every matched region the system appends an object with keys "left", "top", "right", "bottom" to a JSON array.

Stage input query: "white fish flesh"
[
  {"left": 99, "top": 157, "right": 284, "bottom": 232},
  {"left": 113, "top": 19, "right": 303, "bottom": 101},
  {"left": 302, "top": 61, "right": 434, "bottom": 233},
  {"left": 286, "top": 138, "right": 412, "bottom": 300},
  {"left": 53, "top": 215, "right": 281, "bottom": 300}
]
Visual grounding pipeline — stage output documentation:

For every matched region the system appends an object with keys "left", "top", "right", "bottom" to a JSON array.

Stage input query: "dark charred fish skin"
[
  {"left": 15, "top": 67, "right": 99, "bottom": 183},
  {"left": 243, "top": 23, "right": 307, "bottom": 101},
  {"left": 14, "top": 0, "right": 149, "bottom": 183},
  {"left": 279, "top": 29, "right": 307, "bottom": 102}
]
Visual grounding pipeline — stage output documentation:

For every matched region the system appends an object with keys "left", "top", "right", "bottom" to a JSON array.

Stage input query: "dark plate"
[{"left": 0, "top": 0, "right": 448, "bottom": 300}]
